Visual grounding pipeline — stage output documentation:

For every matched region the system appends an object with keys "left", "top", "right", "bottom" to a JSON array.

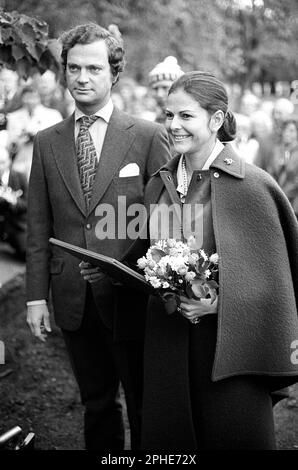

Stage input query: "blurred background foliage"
[{"left": 0, "top": 0, "right": 298, "bottom": 91}]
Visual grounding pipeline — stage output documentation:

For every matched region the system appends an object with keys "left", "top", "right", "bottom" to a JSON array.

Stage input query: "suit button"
[
  {"left": 213, "top": 172, "right": 220, "bottom": 178},
  {"left": 86, "top": 223, "right": 92, "bottom": 230}
]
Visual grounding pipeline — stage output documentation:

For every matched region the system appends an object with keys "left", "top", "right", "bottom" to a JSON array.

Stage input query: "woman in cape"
[{"left": 139, "top": 71, "right": 298, "bottom": 450}]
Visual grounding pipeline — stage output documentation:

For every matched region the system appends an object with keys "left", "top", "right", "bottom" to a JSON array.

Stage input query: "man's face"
[
  {"left": 66, "top": 40, "right": 114, "bottom": 114},
  {"left": 151, "top": 80, "right": 173, "bottom": 108},
  {"left": 22, "top": 91, "right": 41, "bottom": 112}
]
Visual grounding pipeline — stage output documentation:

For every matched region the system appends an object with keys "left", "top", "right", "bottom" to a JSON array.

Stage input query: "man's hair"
[{"left": 60, "top": 23, "right": 125, "bottom": 85}]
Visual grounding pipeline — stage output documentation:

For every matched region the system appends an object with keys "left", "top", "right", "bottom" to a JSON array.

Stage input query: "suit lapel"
[
  {"left": 88, "top": 108, "right": 136, "bottom": 215},
  {"left": 51, "top": 114, "right": 86, "bottom": 215}
]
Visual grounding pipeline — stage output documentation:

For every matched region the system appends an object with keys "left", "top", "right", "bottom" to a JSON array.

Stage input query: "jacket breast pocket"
[
  {"left": 50, "top": 257, "right": 65, "bottom": 274},
  {"left": 112, "top": 175, "right": 144, "bottom": 206},
  {"left": 113, "top": 174, "right": 143, "bottom": 191}
]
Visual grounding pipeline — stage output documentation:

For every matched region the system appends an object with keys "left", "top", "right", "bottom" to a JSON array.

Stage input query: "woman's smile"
[{"left": 172, "top": 133, "right": 191, "bottom": 141}]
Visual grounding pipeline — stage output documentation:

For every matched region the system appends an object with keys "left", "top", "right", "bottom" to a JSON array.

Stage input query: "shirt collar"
[
  {"left": 75, "top": 98, "right": 114, "bottom": 124},
  {"left": 176, "top": 139, "right": 224, "bottom": 196}
]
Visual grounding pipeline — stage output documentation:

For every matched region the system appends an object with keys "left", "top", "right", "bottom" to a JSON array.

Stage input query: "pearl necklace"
[{"left": 181, "top": 154, "right": 189, "bottom": 196}]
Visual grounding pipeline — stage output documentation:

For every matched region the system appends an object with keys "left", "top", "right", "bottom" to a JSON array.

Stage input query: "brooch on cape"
[{"left": 224, "top": 158, "right": 234, "bottom": 165}]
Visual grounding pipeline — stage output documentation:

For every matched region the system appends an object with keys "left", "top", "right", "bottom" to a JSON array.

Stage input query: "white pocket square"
[{"left": 119, "top": 163, "right": 140, "bottom": 177}]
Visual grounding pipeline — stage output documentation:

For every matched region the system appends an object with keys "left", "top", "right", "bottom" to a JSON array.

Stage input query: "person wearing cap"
[{"left": 148, "top": 56, "right": 184, "bottom": 124}]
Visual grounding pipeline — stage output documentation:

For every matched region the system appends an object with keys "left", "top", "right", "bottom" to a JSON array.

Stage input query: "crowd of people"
[
  {"left": 0, "top": 20, "right": 298, "bottom": 451},
  {"left": 1, "top": 52, "right": 298, "bottom": 263}
]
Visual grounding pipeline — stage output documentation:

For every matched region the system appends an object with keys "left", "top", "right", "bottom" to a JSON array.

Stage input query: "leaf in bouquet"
[
  {"left": 206, "top": 287, "right": 218, "bottom": 304},
  {"left": 191, "top": 279, "right": 206, "bottom": 299},
  {"left": 150, "top": 247, "right": 166, "bottom": 263},
  {"left": 207, "top": 279, "right": 219, "bottom": 289},
  {"left": 185, "top": 283, "right": 194, "bottom": 299},
  {"left": 159, "top": 291, "right": 179, "bottom": 315},
  {"left": 196, "top": 256, "right": 206, "bottom": 270}
]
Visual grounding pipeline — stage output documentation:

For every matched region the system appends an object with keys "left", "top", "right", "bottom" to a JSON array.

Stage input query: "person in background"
[
  {"left": 26, "top": 22, "right": 170, "bottom": 451},
  {"left": 6, "top": 85, "right": 63, "bottom": 179},
  {"left": 255, "top": 97, "right": 294, "bottom": 172},
  {"left": 232, "top": 112, "right": 259, "bottom": 164},
  {"left": 239, "top": 90, "right": 260, "bottom": 117},
  {"left": 127, "top": 71, "right": 298, "bottom": 450},
  {"left": 116, "top": 77, "right": 139, "bottom": 115},
  {"left": 267, "top": 118, "right": 298, "bottom": 218},
  {"left": 0, "top": 67, "right": 22, "bottom": 115},
  {"left": 148, "top": 56, "right": 184, "bottom": 124},
  {"left": 33, "top": 70, "right": 69, "bottom": 118},
  {"left": 0, "top": 146, "right": 27, "bottom": 261}
]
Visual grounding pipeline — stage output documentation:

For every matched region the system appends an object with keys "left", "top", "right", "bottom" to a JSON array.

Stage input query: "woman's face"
[
  {"left": 282, "top": 122, "right": 298, "bottom": 146},
  {"left": 165, "top": 89, "right": 217, "bottom": 157}
]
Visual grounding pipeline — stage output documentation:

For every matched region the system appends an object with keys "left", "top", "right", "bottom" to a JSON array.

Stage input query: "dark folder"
[{"left": 49, "top": 237, "right": 154, "bottom": 295}]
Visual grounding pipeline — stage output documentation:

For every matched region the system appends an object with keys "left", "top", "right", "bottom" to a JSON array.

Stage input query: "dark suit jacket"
[
  {"left": 26, "top": 107, "right": 171, "bottom": 338},
  {"left": 0, "top": 169, "right": 27, "bottom": 234}
]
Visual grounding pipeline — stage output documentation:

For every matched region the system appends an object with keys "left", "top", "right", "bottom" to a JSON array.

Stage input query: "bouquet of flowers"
[
  {"left": 137, "top": 236, "right": 219, "bottom": 314},
  {"left": 0, "top": 185, "right": 23, "bottom": 206}
]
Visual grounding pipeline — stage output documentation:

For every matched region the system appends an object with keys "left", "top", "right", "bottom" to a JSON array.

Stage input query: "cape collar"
[{"left": 153, "top": 143, "right": 245, "bottom": 179}]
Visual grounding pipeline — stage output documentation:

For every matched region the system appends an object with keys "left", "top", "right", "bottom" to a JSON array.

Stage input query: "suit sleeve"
[
  {"left": 145, "top": 124, "right": 171, "bottom": 182},
  {"left": 26, "top": 132, "right": 53, "bottom": 302}
]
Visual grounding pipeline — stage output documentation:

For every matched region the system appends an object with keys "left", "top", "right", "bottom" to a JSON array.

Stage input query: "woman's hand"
[
  {"left": 79, "top": 261, "right": 104, "bottom": 283},
  {"left": 177, "top": 295, "right": 218, "bottom": 324}
]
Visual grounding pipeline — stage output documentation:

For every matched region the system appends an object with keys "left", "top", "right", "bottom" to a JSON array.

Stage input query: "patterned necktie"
[{"left": 77, "top": 115, "right": 99, "bottom": 209}]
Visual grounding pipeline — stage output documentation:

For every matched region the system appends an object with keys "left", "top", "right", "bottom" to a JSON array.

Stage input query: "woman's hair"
[
  {"left": 168, "top": 71, "right": 236, "bottom": 142},
  {"left": 60, "top": 23, "right": 125, "bottom": 85}
]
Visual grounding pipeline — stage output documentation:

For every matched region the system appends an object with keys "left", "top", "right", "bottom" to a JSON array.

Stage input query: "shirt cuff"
[{"left": 26, "top": 300, "right": 47, "bottom": 306}]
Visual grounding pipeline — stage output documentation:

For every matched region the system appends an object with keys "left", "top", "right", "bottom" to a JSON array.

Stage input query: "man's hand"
[
  {"left": 27, "top": 304, "right": 51, "bottom": 342},
  {"left": 79, "top": 261, "right": 104, "bottom": 283}
]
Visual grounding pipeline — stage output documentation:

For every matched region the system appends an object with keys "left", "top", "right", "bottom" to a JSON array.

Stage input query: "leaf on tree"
[
  {"left": 12, "top": 44, "right": 25, "bottom": 61},
  {"left": 0, "top": 8, "right": 62, "bottom": 77}
]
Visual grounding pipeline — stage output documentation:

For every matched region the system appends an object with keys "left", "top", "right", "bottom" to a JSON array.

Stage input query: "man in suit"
[
  {"left": 26, "top": 23, "right": 171, "bottom": 450},
  {"left": 0, "top": 147, "right": 27, "bottom": 260}
]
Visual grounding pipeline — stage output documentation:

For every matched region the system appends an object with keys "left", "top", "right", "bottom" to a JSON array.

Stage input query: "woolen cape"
[{"left": 138, "top": 144, "right": 298, "bottom": 448}]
